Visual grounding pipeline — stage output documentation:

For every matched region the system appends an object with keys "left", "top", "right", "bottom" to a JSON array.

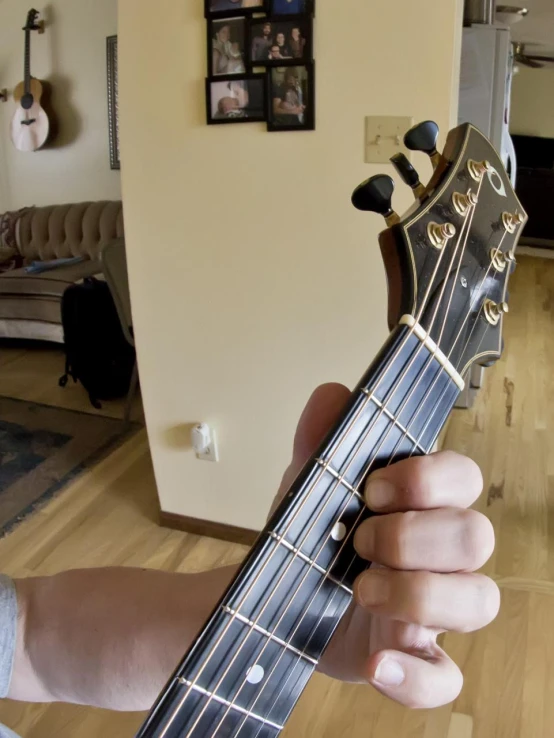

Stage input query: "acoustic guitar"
[
  {"left": 135, "top": 121, "right": 527, "bottom": 738},
  {"left": 11, "top": 8, "right": 52, "bottom": 153}
]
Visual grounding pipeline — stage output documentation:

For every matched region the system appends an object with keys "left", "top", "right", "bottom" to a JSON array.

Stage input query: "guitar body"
[{"left": 11, "top": 77, "right": 50, "bottom": 152}]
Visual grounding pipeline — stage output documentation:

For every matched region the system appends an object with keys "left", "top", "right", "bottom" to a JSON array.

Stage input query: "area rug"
[{"left": 0, "top": 396, "right": 140, "bottom": 538}]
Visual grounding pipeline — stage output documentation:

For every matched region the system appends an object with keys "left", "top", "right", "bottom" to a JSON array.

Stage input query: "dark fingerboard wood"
[{"left": 135, "top": 326, "right": 461, "bottom": 738}]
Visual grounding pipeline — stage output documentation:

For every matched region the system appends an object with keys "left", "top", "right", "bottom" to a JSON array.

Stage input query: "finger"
[
  {"left": 354, "top": 508, "right": 495, "bottom": 572},
  {"left": 364, "top": 450, "right": 483, "bottom": 513},
  {"left": 366, "top": 645, "right": 463, "bottom": 709},
  {"left": 354, "top": 568, "right": 500, "bottom": 632},
  {"left": 273, "top": 383, "right": 351, "bottom": 511}
]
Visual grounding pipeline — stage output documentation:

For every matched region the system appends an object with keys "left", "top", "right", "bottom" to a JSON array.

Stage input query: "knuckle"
[
  {"left": 403, "top": 571, "right": 434, "bottom": 624},
  {"left": 460, "top": 510, "right": 495, "bottom": 569},
  {"left": 403, "top": 456, "right": 436, "bottom": 507},
  {"left": 386, "top": 512, "right": 418, "bottom": 568}
]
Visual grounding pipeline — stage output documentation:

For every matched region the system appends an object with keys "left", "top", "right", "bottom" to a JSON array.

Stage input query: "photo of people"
[
  {"left": 268, "top": 64, "right": 314, "bottom": 131},
  {"left": 250, "top": 19, "right": 311, "bottom": 64},
  {"left": 207, "top": 0, "right": 265, "bottom": 15},
  {"left": 207, "top": 77, "right": 266, "bottom": 124},
  {"left": 270, "top": 0, "right": 313, "bottom": 15},
  {"left": 210, "top": 18, "right": 246, "bottom": 76}
]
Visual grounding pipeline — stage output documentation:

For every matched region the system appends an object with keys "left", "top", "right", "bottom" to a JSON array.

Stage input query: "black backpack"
[{"left": 59, "top": 277, "right": 136, "bottom": 409}]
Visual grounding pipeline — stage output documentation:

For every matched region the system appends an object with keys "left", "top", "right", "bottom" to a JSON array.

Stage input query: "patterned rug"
[{"left": 0, "top": 396, "right": 140, "bottom": 537}]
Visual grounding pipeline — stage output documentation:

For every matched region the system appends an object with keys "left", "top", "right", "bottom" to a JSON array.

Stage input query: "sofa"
[{"left": 0, "top": 201, "right": 124, "bottom": 343}]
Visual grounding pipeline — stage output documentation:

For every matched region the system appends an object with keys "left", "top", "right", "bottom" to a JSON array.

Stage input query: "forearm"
[{"left": 8, "top": 566, "right": 237, "bottom": 712}]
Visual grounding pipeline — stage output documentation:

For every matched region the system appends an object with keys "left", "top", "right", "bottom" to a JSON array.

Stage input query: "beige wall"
[
  {"left": 0, "top": 0, "right": 120, "bottom": 213},
  {"left": 511, "top": 66, "right": 554, "bottom": 139},
  {"left": 119, "top": 0, "right": 464, "bottom": 531}
]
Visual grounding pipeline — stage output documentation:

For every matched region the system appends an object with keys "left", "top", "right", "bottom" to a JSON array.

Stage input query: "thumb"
[{"left": 270, "top": 383, "right": 351, "bottom": 517}]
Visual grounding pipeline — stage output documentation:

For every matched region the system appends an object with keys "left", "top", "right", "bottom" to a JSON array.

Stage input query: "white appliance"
[
  {"left": 458, "top": 24, "right": 517, "bottom": 186},
  {"left": 456, "top": 23, "right": 517, "bottom": 408}
]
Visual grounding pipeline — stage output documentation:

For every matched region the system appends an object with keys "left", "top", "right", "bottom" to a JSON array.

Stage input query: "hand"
[{"left": 275, "top": 383, "right": 499, "bottom": 709}]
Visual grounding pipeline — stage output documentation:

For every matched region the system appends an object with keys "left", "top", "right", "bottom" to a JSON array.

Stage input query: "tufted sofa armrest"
[{"left": 16, "top": 201, "right": 124, "bottom": 263}]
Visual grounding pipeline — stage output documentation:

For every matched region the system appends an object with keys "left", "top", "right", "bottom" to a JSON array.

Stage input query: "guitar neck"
[
  {"left": 24, "top": 29, "right": 31, "bottom": 95},
  {"left": 135, "top": 323, "right": 461, "bottom": 738}
]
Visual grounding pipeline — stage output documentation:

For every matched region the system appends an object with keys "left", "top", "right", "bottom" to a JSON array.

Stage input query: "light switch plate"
[{"left": 365, "top": 116, "right": 414, "bottom": 164}]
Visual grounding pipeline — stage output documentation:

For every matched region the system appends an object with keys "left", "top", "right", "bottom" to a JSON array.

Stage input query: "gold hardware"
[
  {"left": 490, "top": 247, "right": 507, "bottom": 273},
  {"left": 502, "top": 212, "right": 517, "bottom": 234},
  {"left": 452, "top": 190, "right": 477, "bottom": 216},
  {"left": 505, "top": 249, "right": 517, "bottom": 263},
  {"left": 428, "top": 222, "right": 456, "bottom": 250},
  {"left": 468, "top": 159, "right": 491, "bottom": 181},
  {"left": 484, "top": 299, "right": 509, "bottom": 326},
  {"left": 385, "top": 212, "right": 400, "bottom": 227}
]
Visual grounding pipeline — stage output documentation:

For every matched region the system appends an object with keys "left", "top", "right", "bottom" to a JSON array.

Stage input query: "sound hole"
[{"left": 21, "top": 93, "right": 34, "bottom": 110}]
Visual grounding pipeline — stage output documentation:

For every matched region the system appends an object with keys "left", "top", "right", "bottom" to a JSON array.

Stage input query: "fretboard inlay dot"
[
  {"left": 246, "top": 664, "right": 265, "bottom": 685},
  {"left": 331, "top": 522, "right": 347, "bottom": 542}
]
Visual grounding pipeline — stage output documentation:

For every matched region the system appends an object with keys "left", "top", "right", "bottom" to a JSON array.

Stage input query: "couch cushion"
[{"left": 0, "top": 260, "right": 101, "bottom": 299}]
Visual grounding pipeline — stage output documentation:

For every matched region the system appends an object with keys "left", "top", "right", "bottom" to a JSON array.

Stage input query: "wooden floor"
[{"left": 0, "top": 254, "right": 552, "bottom": 737}]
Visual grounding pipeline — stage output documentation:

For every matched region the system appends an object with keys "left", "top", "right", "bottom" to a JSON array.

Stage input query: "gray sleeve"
[{"left": 0, "top": 574, "right": 17, "bottom": 700}]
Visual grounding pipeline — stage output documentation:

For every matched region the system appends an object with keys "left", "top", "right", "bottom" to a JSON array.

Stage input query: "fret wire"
[
  {"left": 360, "top": 390, "right": 429, "bottom": 454},
  {"left": 222, "top": 606, "right": 319, "bottom": 666},
  {"left": 313, "top": 459, "right": 365, "bottom": 501},
  {"left": 267, "top": 531, "right": 353, "bottom": 595},
  {"left": 167, "top": 206, "right": 479, "bottom": 738},
  {"left": 175, "top": 678, "right": 284, "bottom": 731}
]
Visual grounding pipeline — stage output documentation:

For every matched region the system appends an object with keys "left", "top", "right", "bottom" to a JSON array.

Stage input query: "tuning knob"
[
  {"left": 352, "top": 175, "right": 399, "bottom": 226},
  {"left": 404, "top": 121, "right": 442, "bottom": 169},
  {"left": 390, "top": 153, "right": 425, "bottom": 199}
]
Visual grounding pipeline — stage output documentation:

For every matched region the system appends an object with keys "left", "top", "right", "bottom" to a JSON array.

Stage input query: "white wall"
[
  {"left": 511, "top": 65, "right": 554, "bottom": 139},
  {"left": 0, "top": 0, "right": 121, "bottom": 213},
  {"left": 119, "top": 0, "right": 464, "bottom": 531}
]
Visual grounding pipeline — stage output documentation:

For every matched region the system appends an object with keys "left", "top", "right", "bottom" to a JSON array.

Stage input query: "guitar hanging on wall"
[
  {"left": 10, "top": 8, "right": 53, "bottom": 153},
  {"left": 135, "top": 120, "right": 527, "bottom": 738}
]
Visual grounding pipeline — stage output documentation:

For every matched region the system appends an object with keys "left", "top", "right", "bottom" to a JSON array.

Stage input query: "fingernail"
[
  {"left": 358, "top": 571, "right": 390, "bottom": 607},
  {"left": 365, "top": 478, "right": 396, "bottom": 510},
  {"left": 373, "top": 657, "right": 405, "bottom": 687}
]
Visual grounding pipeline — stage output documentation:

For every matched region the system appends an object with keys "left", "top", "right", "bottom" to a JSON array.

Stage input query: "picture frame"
[
  {"left": 106, "top": 35, "right": 120, "bottom": 170},
  {"left": 208, "top": 16, "right": 248, "bottom": 77},
  {"left": 206, "top": 74, "right": 267, "bottom": 124},
  {"left": 249, "top": 16, "right": 312, "bottom": 67},
  {"left": 269, "top": 0, "right": 314, "bottom": 16},
  {"left": 267, "top": 62, "right": 315, "bottom": 131},
  {"left": 205, "top": 0, "right": 268, "bottom": 19}
]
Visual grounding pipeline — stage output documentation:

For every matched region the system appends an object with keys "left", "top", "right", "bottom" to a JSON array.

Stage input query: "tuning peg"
[
  {"left": 352, "top": 175, "right": 399, "bottom": 226},
  {"left": 404, "top": 121, "right": 442, "bottom": 169},
  {"left": 390, "top": 153, "right": 425, "bottom": 199}
]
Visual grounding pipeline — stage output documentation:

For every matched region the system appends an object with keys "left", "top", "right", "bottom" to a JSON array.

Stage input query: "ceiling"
[{"left": 506, "top": 0, "right": 554, "bottom": 55}]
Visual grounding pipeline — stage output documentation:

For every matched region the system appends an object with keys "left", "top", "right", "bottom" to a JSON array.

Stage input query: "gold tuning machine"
[
  {"left": 452, "top": 190, "right": 478, "bottom": 216},
  {"left": 490, "top": 247, "right": 507, "bottom": 273},
  {"left": 484, "top": 299, "right": 509, "bottom": 326},
  {"left": 468, "top": 160, "right": 491, "bottom": 182},
  {"left": 428, "top": 222, "right": 456, "bottom": 250},
  {"left": 502, "top": 211, "right": 524, "bottom": 234}
]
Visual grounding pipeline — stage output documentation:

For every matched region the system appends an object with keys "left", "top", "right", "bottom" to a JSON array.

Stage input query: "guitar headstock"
[
  {"left": 353, "top": 122, "right": 527, "bottom": 381},
  {"left": 24, "top": 9, "right": 41, "bottom": 32}
]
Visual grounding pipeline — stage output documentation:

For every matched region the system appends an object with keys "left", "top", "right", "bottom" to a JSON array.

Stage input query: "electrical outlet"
[
  {"left": 365, "top": 116, "right": 414, "bottom": 164},
  {"left": 196, "top": 432, "right": 219, "bottom": 463}
]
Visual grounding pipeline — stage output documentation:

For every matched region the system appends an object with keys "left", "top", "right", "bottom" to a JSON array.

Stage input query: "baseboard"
[{"left": 159, "top": 511, "right": 259, "bottom": 546}]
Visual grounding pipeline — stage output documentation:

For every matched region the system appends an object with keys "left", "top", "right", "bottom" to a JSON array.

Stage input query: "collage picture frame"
[{"left": 205, "top": 0, "right": 316, "bottom": 131}]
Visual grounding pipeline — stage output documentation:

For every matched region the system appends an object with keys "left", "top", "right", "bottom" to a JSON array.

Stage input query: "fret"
[
  {"left": 360, "top": 390, "right": 430, "bottom": 454},
  {"left": 222, "top": 605, "right": 319, "bottom": 665},
  {"left": 176, "top": 678, "right": 284, "bottom": 731},
  {"left": 314, "top": 459, "right": 365, "bottom": 501},
  {"left": 226, "top": 538, "right": 352, "bottom": 655},
  {"left": 266, "top": 532, "right": 353, "bottom": 595}
]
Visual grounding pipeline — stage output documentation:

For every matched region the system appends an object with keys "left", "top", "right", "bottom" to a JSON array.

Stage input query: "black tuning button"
[
  {"left": 351, "top": 175, "right": 399, "bottom": 226},
  {"left": 404, "top": 121, "right": 442, "bottom": 169},
  {"left": 390, "top": 153, "right": 425, "bottom": 199}
]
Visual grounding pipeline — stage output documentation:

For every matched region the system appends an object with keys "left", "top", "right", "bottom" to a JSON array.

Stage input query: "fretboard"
[
  {"left": 136, "top": 325, "right": 461, "bottom": 738},
  {"left": 24, "top": 30, "right": 31, "bottom": 95}
]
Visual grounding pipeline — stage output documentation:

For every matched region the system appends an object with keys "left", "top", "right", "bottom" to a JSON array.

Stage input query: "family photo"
[
  {"left": 250, "top": 18, "right": 311, "bottom": 64},
  {"left": 210, "top": 18, "right": 246, "bottom": 76},
  {"left": 207, "top": 76, "right": 266, "bottom": 123},
  {"left": 269, "top": 64, "right": 314, "bottom": 130},
  {"left": 207, "top": 0, "right": 266, "bottom": 15}
]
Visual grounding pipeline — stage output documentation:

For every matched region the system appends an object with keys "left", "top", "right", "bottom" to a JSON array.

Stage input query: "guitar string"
[
  {"left": 162, "top": 199, "right": 471, "bottom": 738},
  {"left": 179, "top": 201, "right": 478, "bottom": 738},
  {"left": 241, "top": 263, "right": 510, "bottom": 738},
  {"left": 219, "top": 184, "right": 486, "bottom": 738}
]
